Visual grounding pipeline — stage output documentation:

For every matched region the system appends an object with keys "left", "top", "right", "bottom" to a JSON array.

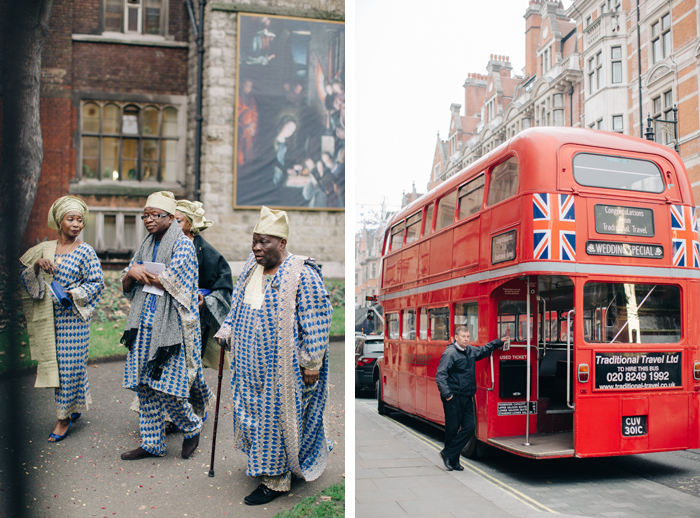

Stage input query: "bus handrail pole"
[
  {"left": 567, "top": 309, "right": 575, "bottom": 410},
  {"left": 488, "top": 354, "right": 494, "bottom": 391},
  {"left": 525, "top": 276, "right": 531, "bottom": 446}
]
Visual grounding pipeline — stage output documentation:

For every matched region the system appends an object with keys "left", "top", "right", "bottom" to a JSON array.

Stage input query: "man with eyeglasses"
[{"left": 119, "top": 191, "right": 213, "bottom": 460}]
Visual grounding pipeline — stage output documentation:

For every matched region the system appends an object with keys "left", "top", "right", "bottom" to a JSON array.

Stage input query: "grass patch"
[
  {"left": 275, "top": 482, "right": 344, "bottom": 518},
  {"left": 90, "top": 318, "right": 127, "bottom": 359},
  {"left": 330, "top": 305, "right": 344, "bottom": 337}
]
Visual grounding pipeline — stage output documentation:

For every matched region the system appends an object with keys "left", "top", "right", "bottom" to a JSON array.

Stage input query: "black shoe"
[
  {"left": 121, "top": 447, "right": 157, "bottom": 460},
  {"left": 451, "top": 459, "right": 464, "bottom": 471},
  {"left": 181, "top": 433, "right": 200, "bottom": 459},
  {"left": 244, "top": 484, "right": 285, "bottom": 506},
  {"left": 439, "top": 450, "right": 453, "bottom": 471}
]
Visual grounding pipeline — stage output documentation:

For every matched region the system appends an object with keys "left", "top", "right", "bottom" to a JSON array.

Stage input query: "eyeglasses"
[{"left": 141, "top": 213, "right": 170, "bottom": 221}]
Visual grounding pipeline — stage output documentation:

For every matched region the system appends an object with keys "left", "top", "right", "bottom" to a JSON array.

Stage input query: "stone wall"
[{"left": 190, "top": 0, "right": 345, "bottom": 277}]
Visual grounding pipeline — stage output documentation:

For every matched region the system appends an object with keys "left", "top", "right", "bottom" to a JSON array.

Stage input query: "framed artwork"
[{"left": 234, "top": 14, "right": 345, "bottom": 210}]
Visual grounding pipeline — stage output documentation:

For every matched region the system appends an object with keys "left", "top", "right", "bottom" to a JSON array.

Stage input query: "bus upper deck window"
[
  {"left": 424, "top": 204, "right": 434, "bottom": 236},
  {"left": 487, "top": 157, "right": 519, "bottom": 206},
  {"left": 573, "top": 153, "right": 665, "bottom": 193},
  {"left": 435, "top": 191, "right": 457, "bottom": 231},
  {"left": 390, "top": 221, "right": 405, "bottom": 251},
  {"left": 405, "top": 212, "right": 422, "bottom": 245},
  {"left": 458, "top": 175, "right": 485, "bottom": 219}
]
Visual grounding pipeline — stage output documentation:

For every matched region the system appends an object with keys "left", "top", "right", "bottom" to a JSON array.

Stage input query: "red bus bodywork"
[{"left": 376, "top": 127, "right": 700, "bottom": 459}]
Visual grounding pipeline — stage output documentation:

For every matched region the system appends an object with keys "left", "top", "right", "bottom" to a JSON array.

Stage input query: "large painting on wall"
[{"left": 234, "top": 14, "right": 345, "bottom": 209}]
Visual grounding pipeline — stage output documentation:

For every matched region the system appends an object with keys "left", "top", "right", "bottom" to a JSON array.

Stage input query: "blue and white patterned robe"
[
  {"left": 216, "top": 252, "right": 333, "bottom": 482},
  {"left": 20, "top": 242, "right": 104, "bottom": 419},
  {"left": 122, "top": 235, "right": 212, "bottom": 415}
]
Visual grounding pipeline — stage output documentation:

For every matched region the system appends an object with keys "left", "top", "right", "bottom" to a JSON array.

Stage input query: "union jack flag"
[
  {"left": 533, "top": 193, "right": 576, "bottom": 261},
  {"left": 671, "top": 205, "right": 699, "bottom": 268}
]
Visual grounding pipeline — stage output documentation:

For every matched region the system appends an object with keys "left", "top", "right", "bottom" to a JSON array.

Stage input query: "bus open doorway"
[{"left": 486, "top": 275, "right": 576, "bottom": 458}]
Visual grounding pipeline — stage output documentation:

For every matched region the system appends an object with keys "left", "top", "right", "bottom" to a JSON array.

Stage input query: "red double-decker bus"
[{"left": 375, "top": 127, "right": 700, "bottom": 459}]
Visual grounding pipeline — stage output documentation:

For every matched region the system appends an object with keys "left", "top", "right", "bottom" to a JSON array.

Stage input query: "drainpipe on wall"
[
  {"left": 637, "top": 0, "right": 643, "bottom": 138},
  {"left": 569, "top": 82, "right": 574, "bottom": 127},
  {"left": 185, "top": 0, "right": 206, "bottom": 201}
]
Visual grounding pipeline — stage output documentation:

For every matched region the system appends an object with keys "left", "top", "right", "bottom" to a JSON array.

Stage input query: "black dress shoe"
[
  {"left": 244, "top": 484, "right": 285, "bottom": 505},
  {"left": 451, "top": 460, "right": 464, "bottom": 471},
  {"left": 181, "top": 433, "right": 200, "bottom": 459},
  {"left": 439, "top": 450, "right": 453, "bottom": 471},
  {"left": 121, "top": 447, "right": 157, "bottom": 460}
]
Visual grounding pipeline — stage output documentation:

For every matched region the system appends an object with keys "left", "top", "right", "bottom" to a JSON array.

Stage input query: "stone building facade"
[
  {"left": 429, "top": 0, "right": 700, "bottom": 208},
  {"left": 9, "top": 0, "right": 344, "bottom": 277},
  {"left": 191, "top": 1, "right": 344, "bottom": 276}
]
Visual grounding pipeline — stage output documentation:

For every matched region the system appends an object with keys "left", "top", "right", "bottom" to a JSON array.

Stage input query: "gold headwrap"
[
  {"left": 47, "top": 196, "right": 89, "bottom": 231},
  {"left": 253, "top": 206, "right": 289, "bottom": 240},
  {"left": 145, "top": 191, "right": 177, "bottom": 214},
  {"left": 176, "top": 200, "right": 213, "bottom": 235}
]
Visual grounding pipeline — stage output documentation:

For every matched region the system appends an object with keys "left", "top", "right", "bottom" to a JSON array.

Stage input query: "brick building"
[
  {"left": 429, "top": 0, "right": 700, "bottom": 208},
  {"left": 7, "top": 0, "right": 345, "bottom": 276},
  {"left": 354, "top": 225, "right": 381, "bottom": 309}
]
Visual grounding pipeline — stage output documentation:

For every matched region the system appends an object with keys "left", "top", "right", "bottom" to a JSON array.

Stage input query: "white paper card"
[{"left": 142, "top": 262, "right": 166, "bottom": 296}]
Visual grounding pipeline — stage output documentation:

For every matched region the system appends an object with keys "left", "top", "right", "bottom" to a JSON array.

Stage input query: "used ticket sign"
[{"left": 595, "top": 352, "right": 682, "bottom": 390}]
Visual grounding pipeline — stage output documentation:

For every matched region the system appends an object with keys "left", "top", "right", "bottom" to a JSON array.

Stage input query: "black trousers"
[{"left": 440, "top": 394, "right": 475, "bottom": 464}]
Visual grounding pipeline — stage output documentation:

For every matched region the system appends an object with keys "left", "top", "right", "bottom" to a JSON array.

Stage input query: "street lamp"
[{"left": 644, "top": 105, "right": 679, "bottom": 154}]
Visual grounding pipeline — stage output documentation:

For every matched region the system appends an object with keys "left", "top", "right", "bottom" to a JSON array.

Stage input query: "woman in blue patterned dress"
[{"left": 19, "top": 196, "right": 104, "bottom": 442}]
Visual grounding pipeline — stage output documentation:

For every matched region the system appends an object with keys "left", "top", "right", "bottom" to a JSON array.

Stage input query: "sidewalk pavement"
[
  {"left": 0, "top": 339, "right": 344, "bottom": 518},
  {"left": 355, "top": 399, "right": 586, "bottom": 518}
]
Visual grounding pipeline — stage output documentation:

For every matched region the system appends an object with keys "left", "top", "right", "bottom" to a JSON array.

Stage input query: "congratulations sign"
[{"left": 594, "top": 205, "right": 654, "bottom": 237}]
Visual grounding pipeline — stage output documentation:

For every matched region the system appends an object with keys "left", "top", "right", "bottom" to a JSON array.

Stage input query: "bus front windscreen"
[{"left": 583, "top": 283, "right": 680, "bottom": 344}]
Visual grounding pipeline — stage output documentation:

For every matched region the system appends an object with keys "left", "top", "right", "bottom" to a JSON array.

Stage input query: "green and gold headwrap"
[
  {"left": 47, "top": 196, "right": 89, "bottom": 231},
  {"left": 176, "top": 200, "right": 213, "bottom": 235}
]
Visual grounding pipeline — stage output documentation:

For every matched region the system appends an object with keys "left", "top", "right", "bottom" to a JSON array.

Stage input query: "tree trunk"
[
  {"left": 0, "top": 3, "right": 54, "bottom": 517},
  {"left": 0, "top": 0, "right": 55, "bottom": 261}
]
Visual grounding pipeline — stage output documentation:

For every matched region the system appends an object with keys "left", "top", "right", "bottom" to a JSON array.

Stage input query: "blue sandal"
[
  {"left": 47, "top": 420, "right": 72, "bottom": 443},
  {"left": 70, "top": 413, "right": 81, "bottom": 422}
]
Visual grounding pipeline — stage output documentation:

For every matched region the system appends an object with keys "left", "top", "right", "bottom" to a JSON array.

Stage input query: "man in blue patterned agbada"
[
  {"left": 215, "top": 206, "right": 334, "bottom": 506},
  {"left": 120, "top": 191, "right": 213, "bottom": 461}
]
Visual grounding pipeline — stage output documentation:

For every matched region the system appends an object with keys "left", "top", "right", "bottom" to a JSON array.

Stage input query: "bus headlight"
[
  {"left": 578, "top": 363, "right": 589, "bottom": 383},
  {"left": 693, "top": 362, "right": 700, "bottom": 381}
]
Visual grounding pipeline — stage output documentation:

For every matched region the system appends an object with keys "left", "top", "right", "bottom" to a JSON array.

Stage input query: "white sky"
[{"left": 353, "top": 0, "right": 573, "bottom": 227}]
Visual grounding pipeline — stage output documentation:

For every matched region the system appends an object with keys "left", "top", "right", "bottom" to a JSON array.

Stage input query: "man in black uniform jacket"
[{"left": 435, "top": 326, "right": 509, "bottom": 470}]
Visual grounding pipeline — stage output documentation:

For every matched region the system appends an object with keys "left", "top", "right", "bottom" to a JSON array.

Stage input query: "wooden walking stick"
[{"left": 208, "top": 340, "right": 227, "bottom": 477}]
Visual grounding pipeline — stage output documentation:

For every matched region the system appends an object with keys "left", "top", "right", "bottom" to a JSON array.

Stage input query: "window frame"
[
  {"left": 611, "top": 46, "right": 622, "bottom": 84},
  {"left": 435, "top": 190, "right": 458, "bottom": 232},
  {"left": 458, "top": 174, "right": 485, "bottom": 220},
  {"left": 79, "top": 99, "right": 183, "bottom": 186},
  {"left": 428, "top": 306, "right": 451, "bottom": 342},
  {"left": 454, "top": 302, "right": 479, "bottom": 342},
  {"left": 651, "top": 14, "right": 671, "bottom": 64},
  {"left": 486, "top": 156, "right": 519, "bottom": 207},
  {"left": 104, "top": 0, "right": 168, "bottom": 37}
]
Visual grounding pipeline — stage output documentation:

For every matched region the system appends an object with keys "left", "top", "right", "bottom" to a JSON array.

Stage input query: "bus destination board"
[
  {"left": 595, "top": 352, "right": 681, "bottom": 390},
  {"left": 594, "top": 205, "right": 655, "bottom": 237},
  {"left": 585, "top": 241, "right": 663, "bottom": 259},
  {"left": 492, "top": 229, "right": 516, "bottom": 265}
]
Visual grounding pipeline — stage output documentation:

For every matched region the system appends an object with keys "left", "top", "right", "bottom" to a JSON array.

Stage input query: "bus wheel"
[{"left": 376, "top": 379, "right": 386, "bottom": 415}]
